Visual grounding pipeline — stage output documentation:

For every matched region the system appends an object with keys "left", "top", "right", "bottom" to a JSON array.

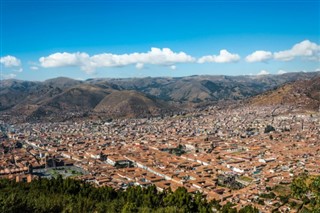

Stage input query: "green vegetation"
[
  {"left": 260, "top": 192, "right": 276, "bottom": 199},
  {"left": 2, "top": 173, "right": 318, "bottom": 212},
  {"left": 48, "top": 169, "right": 59, "bottom": 178},
  {"left": 238, "top": 205, "right": 259, "bottom": 213},
  {"left": 0, "top": 176, "right": 259, "bottom": 213},
  {"left": 238, "top": 176, "right": 253, "bottom": 183},
  {"left": 290, "top": 174, "right": 320, "bottom": 211},
  {"left": 273, "top": 184, "right": 291, "bottom": 197},
  {"left": 258, "top": 173, "right": 320, "bottom": 212},
  {"left": 47, "top": 167, "right": 83, "bottom": 178},
  {"left": 264, "top": 125, "right": 275, "bottom": 133},
  {"left": 160, "top": 144, "right": 186, "bottom": 156}
]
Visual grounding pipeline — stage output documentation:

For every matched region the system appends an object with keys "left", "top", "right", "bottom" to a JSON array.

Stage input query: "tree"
[
  {"left": 291, "top": 173, "right": 309, "bottom": 199},
  {"left": 121, "top": 202, "right": 138, "bottom": 213},
  {"left": 239, "top": 205, "right": 259, "bottom": 213},
  {"left": 264, "top": 125, "right": 275, "bottom": 133},
  {"left": 279, "top": 195, "right": 289, "bottom": 204},
  {"left": 210, "top": 199, "right": 221, "bottom": 211},
  {"left": 221, "top": 202, "right": 237, "bottom": 213}
]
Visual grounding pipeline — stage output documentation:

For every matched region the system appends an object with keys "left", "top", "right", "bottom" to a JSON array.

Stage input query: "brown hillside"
[
  {"left": 249, "top": 77, "right": 320, "bottom": 111},
  {"left": 94, "top": 90, "right": 173, "bottom": 118}
]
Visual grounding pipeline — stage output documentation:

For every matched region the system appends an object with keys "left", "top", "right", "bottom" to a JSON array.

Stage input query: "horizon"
[
  {"left": 1, "top": 0, "right": 319, "bottom": 81},
  {"left": 1, "top": 70, "right": 319, "bottom": 82}
]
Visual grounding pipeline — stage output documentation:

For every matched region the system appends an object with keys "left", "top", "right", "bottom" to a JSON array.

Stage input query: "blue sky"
[{"left": 1, "top": 0, "right": 319, "bottom": 80}]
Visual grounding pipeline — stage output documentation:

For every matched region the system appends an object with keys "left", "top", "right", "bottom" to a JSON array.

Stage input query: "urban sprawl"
[{"left": 0, "top": 106, "right": 319, "bottom": 212}]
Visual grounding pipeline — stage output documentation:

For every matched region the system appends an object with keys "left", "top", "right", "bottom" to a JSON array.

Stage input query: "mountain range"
[{"left": 0, "top": 71, "right": 319, "bottom": 122}]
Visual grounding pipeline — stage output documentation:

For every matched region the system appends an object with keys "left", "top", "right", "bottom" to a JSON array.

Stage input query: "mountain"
[
  {"left": 26, "top": 84, "right": 111, "bottom": 122},
  {"left": 43, "top": 77, "right": 82, "bottom": 88},
  {"left": 0, "top": 72, "right": 319, "bottom": 122},
  {"left": 93, "top": 90, "right": 173, "bottom": 118},
  {"left": 91, "top": 72, "right": 320, "bottom": 104},
  {"left": 0, "top": 80, "right": 41, "bottom": 111},
  {"left": 248, "top": 76, "right": 320, "bottom": 111}
]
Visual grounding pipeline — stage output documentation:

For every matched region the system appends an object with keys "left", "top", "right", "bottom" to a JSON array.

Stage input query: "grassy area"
[
  {"left": 48, "top": 169, "right": 59, "bottom": 178},
  {"left": 47, "top": 168, "right": 83, "bottom": 178},
  {"left": 69, "top": 169, "right": 83, "bottom": 177},
  {"left": 273, "top": 184, "right": 291, "bottom": 197},
  {"left": 238, "top": 176, "right": 253, "bottom": 182}
]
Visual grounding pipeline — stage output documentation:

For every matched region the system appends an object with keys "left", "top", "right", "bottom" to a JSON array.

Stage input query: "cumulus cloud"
[
  {"left": 197, "top": 49, "right": 240, "bottom": 63},
  {"left": 39, "top": 48, "right": 195, "bottom": 74},
  {"left": 274, "top": 40, "right": 320, "bottom": 61},
  {"left": 39, "top": 52, "right": 90, "bottom": 69},
  {"left": 257, "top": 70, "right": 269, "bottom": 75},
  {"left": 0, "top": 55, "right": 21, "bottom": 67},
  {"left": 135, "top": 63, "right": 144, "bottom": 70},
  {"left": 277, "top": 69, "right": 287, "bottom": 74},
  {"left": 245, "top": 50, "right": 273, "bottom": 62},
  {"left": 37, "top": 41, "right": 320, "bottom": 74}
]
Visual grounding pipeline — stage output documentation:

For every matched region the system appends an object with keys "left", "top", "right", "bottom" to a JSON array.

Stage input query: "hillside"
[
  {"left": 26, "top": 84, "right": 111, "bottom": 122},
  {"left": 0, "top": 72, "right": 319, "bottom": 122},
  {"left": 248, "top": 76, "right": 320, "bottom": 111},
  {"left": 94, "top": 72, "right": 320, "bottom": 103},
  {"left": 0, "top": 177, "right": 260, "bottom": 213},
  {"left": 93, "top": 90, "right": 173, "bottom": 118}
]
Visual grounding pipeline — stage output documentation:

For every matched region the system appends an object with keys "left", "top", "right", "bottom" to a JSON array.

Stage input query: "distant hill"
[
  {"left": 43, "top": 77, "right": 82, "bottom": 88},
  {"left": 26, "top": 84, "right": 111, "bottom": 122},
  {"left": 94, "top": 90, "right": 173, "bottom": 118},
  {"left": 0, "top": 72, "right": 319, "bottom": 122},
  {"left": 248, "top": 76, "right": 320, "bottom": 111},
  {"left": 91, "top": 72, "right": 320, "bottom": 103}
]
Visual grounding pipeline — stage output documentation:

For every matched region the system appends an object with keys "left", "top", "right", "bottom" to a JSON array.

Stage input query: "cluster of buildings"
[{"left": 0, "top": 105, "right": 319, "bottom": 211}]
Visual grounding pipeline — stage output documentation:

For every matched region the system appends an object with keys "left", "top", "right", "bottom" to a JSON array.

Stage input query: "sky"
[{"left": 0, "top": 0, "right": 319, "bottom": 81}]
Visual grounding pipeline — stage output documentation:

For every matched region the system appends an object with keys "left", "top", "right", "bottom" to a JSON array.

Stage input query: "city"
[
  {"left": 1, "top": 0, "right": 319, "bottom": 212},
  {"left": 1, "top": 105, "right": 319, "bottom": 212}
]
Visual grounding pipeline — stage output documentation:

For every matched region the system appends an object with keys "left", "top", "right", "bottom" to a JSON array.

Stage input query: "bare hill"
[
  {"left": 249, "top": 76, "right": 320, "bottom": 111},
  {"left": 94, "top": 90, "right": 173, "bottom": 118}
]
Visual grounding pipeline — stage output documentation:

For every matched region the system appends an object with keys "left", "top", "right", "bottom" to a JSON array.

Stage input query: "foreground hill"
[
  {"left": 248, "top": 76, "right": 320, "bottom": 111},
  {"left": 0, "top": 174, "right": 319, "bottom": 212},
  {"left": 0, "top": 177, "right": 257, "bottom": 213},
  {"left": 0, "top": 72, "right": 319, "bottom": 122}
]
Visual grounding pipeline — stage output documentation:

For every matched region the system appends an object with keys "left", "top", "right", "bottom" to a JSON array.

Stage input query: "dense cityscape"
[{"left": 1, "top": 104, "right": 319, "bottom": 212}]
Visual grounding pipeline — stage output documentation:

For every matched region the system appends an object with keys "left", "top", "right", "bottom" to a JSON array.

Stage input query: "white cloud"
[
  {"left": 15, "top": 68, "right": 23, "bottom": 73},
  {"left": 39, "top": 52, "right": 90, "bottom": 68},
  {"left": 274, "top": 40, "right": 320, "bottom": 61},
  {"left": 257, "top": 70, "right": 269, "bottom": 75},
  {"left": 315, "top": 68, "right": 320, "bottom": 72},
  {"left": 277, "top": 69, "right": 287, "bottom": 74},
  {"left": 87, "top": 48, "right": 195, "bottom": 70},
  {"left": 245, "top": 50, "right": 273, "bottom": 62},
  {"left": 0, "top": 55, "right": 21, "bottom": 67},
  {"left": 197, "top": 49, "right": 240, "bottom": 63},
  {"left": 30, "top": 66, "right": 39, "bottom": 70},
  {"left": 135, "top": 63, "right": 144, "bottom": 69},
  {"left": 170, "top": 65, "right": 176, "bottom": 70},
  {"left": 0, "top": 73, "right": 17, "bottom": 79},
  {"left": 39, "top": 48, "right": 195, "bottom": 74}
]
